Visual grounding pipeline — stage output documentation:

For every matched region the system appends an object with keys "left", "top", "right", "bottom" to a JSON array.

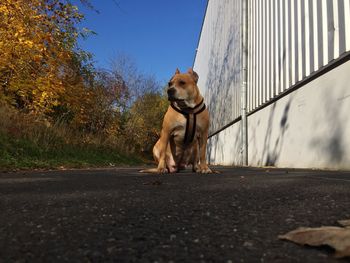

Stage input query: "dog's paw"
[
  {"left": 201, "top": 167, "right": 213, "bottom": 174},
  {"left": 196, "top": 165, "right": 213, "bottom": 174},
  {"left": 156, "top": 167, "right": 168, "bottom": 174}
]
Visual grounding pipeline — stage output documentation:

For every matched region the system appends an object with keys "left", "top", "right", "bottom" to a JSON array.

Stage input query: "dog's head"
[{"left": 167, "top": 68, "right": 200, "bottom": 104}]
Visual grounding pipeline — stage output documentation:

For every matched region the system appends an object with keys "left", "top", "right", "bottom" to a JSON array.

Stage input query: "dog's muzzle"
[{"left": 167, "top": 87, "right": 177, "bottom": 101}]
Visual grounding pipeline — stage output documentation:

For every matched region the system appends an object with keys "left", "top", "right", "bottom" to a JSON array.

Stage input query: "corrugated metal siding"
[
  {"left": 194, "top": 0, "right": 350, "bottom": 135},
  {"left": 193, "top": 0, "right": 242, "bottom": 134},
  {"left": 247, "top": 0, "right": 350, "bottom": 112}
]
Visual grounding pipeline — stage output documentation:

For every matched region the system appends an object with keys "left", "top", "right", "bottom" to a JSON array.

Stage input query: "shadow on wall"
[
  {"left": 207, "top": 134, "right": 218, "bottom": 164},
  {"left": 309, "top": 83, "right": 347, "bottom": 165},
  {"left": 205, "top": 1, "right": 241, "bottom": 135},
  {"left": 248, "top": 119, "right": 259, "bottom": 164},
  {"left": 204, "top": 1, "right": 242, "bottom": 165},
  {"left": 256, "top": 96, "right": 292, "bottom": 167},
  {"left": 207, "top": 122, "right": 242, "bottom": 165},
  {"left": 253, "top": 78, "right": 347, "bottom": 168}
]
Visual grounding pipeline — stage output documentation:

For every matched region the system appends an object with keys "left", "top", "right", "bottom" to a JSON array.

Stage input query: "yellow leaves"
[
  {"left": 1, "top": 1, "right": 145, "bottom": 155},
  {"left": 52, "top": 100, "right": 59, "bottom": 107},
  {"left": 0, "top": 0, "right": 87, "bottom": 115},
  {"left": 0, "top": 6, "right": 8, "bottom": 13},
  {"left": 33, "top": 54, "right": 42, "bottom": 62},
  {"left": 22, "top": 40, "right": 34, "bottom": 48},
  {"left": 32, "top": 14, "right": 44, "bottom": 20}
]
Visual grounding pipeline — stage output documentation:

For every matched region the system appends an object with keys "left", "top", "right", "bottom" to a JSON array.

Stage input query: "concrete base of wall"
[
  {"left": 207, "top": 122, "right": 242, "bottom": 166},
  {"left": 208, "top": 60, "right": 350, "bottom": 170}
]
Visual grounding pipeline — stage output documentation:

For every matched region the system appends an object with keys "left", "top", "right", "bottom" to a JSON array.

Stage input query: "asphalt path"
[{"left": 1, "top": 167, "right": 350, "bottom": 262}]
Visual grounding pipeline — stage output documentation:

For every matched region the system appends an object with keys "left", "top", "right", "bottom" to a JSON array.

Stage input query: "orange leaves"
[
  {"left": 1, "top": 1, "right": 164, "bottom": 156},
  {"left": 0, "top": 0, "right": 86, "bottom": 114}
]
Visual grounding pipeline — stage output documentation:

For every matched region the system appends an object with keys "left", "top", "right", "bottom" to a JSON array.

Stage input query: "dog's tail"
[{"left": 139, "top": 168, "right": 160, "bottom": 173}]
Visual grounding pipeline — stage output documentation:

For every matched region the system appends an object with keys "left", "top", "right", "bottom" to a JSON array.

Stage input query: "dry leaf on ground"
[{"left": 279, "top": 223, "right": 350, "bottom": 258}]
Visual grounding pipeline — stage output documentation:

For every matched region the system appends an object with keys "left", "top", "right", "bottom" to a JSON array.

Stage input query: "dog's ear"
[
  {"left": 187, "top": 68, "right": 199, "bottom": 83},
  {"left": 175, "top": 68, "right": 180, "bottom": 75}
]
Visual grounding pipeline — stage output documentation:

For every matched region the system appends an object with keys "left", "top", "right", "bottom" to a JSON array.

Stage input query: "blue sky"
[{"left": 77, "top": 0, "right": 207, "bottom": 83}]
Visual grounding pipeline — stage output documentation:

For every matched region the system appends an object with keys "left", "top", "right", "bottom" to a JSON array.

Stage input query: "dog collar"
[{"left": 170, "top": 99, "right": 206, "bottom": 145}]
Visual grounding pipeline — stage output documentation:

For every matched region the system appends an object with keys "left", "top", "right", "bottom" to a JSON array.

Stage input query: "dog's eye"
[
  {"left": 168, "top": 81, "right": 173, "bottom": 87},
  {"left": 179, "top": 80, "right": 186, "bottom": 86}
]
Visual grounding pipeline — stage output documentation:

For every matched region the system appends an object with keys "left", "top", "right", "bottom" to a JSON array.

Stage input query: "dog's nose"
[{"left": 167, "top": 87, "right": 176, "bottom": 96}]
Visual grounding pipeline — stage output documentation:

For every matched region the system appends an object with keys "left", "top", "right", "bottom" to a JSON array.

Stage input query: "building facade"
[{"left": 193, "top": 0, "right": 350, "bottom": 169}]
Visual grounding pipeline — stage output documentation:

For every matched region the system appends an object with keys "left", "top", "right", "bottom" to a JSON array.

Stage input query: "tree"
[
  {"left": 108, "top": 54, "right": 168, "bottom": 153},
  {"left": 125, "top": 91, "right": 168, "bottom": 153},
  {"left": 0, "top": 0, "right": 88, "bottom": 114},
  {"left": 0, "top": 2, "right": 167, "bottom": 158}
]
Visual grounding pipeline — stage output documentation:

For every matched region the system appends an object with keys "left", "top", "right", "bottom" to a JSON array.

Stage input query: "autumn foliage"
[
  {"left": 0, "top": 0, "right": 168, "bottom": 167},
  {"left": 0, "top": 0, "right": 84, "bottom": 112}
]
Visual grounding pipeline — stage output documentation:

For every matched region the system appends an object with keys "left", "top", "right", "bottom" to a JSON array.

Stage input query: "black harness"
[{"left": 170, "top": 99, "right": 206, "bottom": 145}]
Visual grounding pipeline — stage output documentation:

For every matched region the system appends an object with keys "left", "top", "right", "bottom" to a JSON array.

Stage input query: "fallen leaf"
[{"left": 279, "top": 225, "right": 350, "bottom": 258}]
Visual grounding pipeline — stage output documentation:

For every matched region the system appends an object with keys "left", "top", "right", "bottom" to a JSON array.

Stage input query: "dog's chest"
[
  {"left": 171, "top": 119, "right": 186, "bottom": 141},
  {"left": 171, "top": 118, "right": 201, "bottom": 144}
]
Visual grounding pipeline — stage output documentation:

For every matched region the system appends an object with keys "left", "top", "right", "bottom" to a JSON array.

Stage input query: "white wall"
[
  {"left": 194, "top": 0, "right": 242, "bottom": 134},
  {"left": 195, "top": 0, "right": 350, "bottom": 169},
  {"left": 248, "top": 60, "right": 350, "bottom": 169},
  {"left": 207, "top": 122, "right": 242, "bottom": 166},
  {"left": 207, "top": 59, "right": 350, "bottom": 169}
]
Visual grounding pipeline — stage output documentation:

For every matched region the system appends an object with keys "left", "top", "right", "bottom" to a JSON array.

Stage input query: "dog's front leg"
[
  {"left": 156, "top": 128, "right": 170, "bottom": 173},
  {"left": 197, "top": 130, "right": 212, "bottom": 174}
]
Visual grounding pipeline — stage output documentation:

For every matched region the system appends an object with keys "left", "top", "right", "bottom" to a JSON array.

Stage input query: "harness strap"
[{"left": 170, "top": 99, "right": 206, "bottom": 145}]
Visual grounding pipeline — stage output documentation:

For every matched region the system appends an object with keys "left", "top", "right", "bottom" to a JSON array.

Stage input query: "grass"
[
  {"left": 0, "top": 132, "right": 142, "bottom": 170},
  {"left": 0, "top": 104, "right": 143, "bottom": 171}
]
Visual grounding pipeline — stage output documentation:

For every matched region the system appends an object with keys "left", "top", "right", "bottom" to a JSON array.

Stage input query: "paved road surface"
[{"left": 1, "top": 167, "right": 350, "bottom": 262}]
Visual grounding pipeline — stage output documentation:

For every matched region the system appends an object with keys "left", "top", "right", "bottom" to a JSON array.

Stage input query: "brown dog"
[{"left": 141, "top": 68, "right": 212, "bottom": 174}]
